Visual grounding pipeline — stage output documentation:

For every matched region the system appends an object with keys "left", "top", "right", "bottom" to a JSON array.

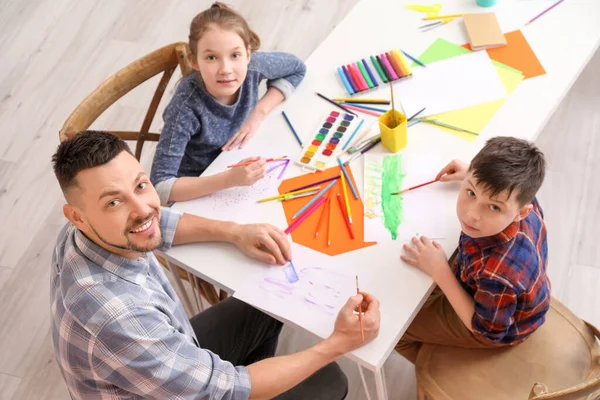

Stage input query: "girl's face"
[{"left": 191, "top": 25, "right": 251, "bottom": 105}]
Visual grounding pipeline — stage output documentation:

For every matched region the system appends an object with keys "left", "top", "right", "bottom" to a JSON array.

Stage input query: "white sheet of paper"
[
  {"left": 233, "top": 246, "right": 359, "bottom": 338},
  {"left": 396, "top": 51, "right": 507, "bottom": 118},
  {"left": 363, "top": 152, "right": 449, "bottom": 242}
]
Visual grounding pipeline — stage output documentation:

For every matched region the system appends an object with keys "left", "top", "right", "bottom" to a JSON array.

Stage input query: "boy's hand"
[
  {"left": 401, "top": 236, "right": 449, "bottom": 282},
  {"left": 226, "top": 157, "right": 266, "bottom": 187},
  {"left": 222, "top": 111, "right": 265, "bottom": 151},
  {"left": 436, "top": 160, "right": 469, "bottom": 182}
]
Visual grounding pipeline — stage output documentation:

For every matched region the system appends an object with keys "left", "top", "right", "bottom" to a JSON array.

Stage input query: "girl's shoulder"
[{"left": 165, "top": 74, "right": 205, "bottom": 115}]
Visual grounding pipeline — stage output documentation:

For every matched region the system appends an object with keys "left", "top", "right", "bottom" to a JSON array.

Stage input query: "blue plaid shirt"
[{"left": 50, "top": 207, "right": 251, "bottom": 399}]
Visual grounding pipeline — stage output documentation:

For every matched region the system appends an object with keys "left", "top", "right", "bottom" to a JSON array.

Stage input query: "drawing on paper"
[
  {"left": 364, "top": 153, "right": 406, "bottom": 240},
  {"left": 258, "top": 265, "right": 352, "bottom": 315}
]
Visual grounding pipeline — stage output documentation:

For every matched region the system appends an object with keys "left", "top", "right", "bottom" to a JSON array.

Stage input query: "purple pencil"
[{"left": 525, "top": 0, "right": 565, "bottom": 26}]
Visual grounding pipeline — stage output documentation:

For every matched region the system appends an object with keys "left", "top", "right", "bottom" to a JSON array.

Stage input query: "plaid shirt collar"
[
  {"left": 74, "top": 229, "right": 150, "bottom": 287},
  {"left": 461, "top": 220, "right": 519, "bottom": 251}
]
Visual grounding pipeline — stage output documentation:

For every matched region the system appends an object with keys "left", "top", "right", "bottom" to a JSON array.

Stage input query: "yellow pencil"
[
  {"left": 257, "top": 186, "right": 321, "bottom": 203},
  {"left": 340, "top": 172, "right": 352, "bottom": 224},
  {"left": 327, "top": 197, "right": 332, "bottom": 247},
  {"left": 333, "top": 98, "right": 389, "bottom": 103},
  {"left": 422, "top": 13, "right": 464, "bottom": 20}
]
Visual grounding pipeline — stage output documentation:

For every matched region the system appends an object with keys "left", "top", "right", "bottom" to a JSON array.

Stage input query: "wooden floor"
[{"left": 0, "top": 1, "right": 598, "bottom": 399}]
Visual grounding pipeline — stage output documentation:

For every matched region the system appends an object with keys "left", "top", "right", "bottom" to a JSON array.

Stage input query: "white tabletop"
[{"left": 164, "top": 0, "right": 600, "bottom": 371}]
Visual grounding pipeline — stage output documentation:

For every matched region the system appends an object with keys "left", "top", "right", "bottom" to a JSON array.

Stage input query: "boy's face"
[
  {"left": 456, "top": 171, "right": 533, "bottom": 238},
  {"left": 191, "top": 25, "right": 251, "bottom": 105}
]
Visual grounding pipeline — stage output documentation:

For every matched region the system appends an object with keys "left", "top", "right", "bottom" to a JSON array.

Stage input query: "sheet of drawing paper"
[
  {"left": 395, "top": 51, "right": 507, "bottom": 117},
  {"left": 233, "top": 246, "right": 360, "bottom": 338},
  {"left": 363, "top": 152, "right": 448, "bottom": 242}
]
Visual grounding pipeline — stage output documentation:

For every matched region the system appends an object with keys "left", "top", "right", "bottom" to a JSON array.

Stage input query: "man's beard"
[{"left": 89, "top": 211, "right": 162, "bottom": 254}]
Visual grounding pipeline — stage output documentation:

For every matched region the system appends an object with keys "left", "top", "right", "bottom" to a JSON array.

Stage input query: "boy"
[{"left": 395, "top": 137, "right": 551, "bottom": 363}]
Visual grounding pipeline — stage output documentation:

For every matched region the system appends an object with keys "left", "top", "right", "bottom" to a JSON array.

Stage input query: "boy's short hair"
[
  {"left": 469, "top": 137, "right": 546, "bottom": 206},
  {"left": 52, "top": 131, "right": 132, "bottom": 199}
]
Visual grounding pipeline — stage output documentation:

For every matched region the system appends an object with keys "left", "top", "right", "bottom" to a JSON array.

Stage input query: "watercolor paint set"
[
  {"left": 337, "top": 49, "right": 412, "bottom": 95},
  {"left": 296, "top": 110, "right": 363, "bottom": 171}
]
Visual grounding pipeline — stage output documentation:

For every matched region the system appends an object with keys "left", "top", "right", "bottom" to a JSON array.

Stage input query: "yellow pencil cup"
[{"left": 379, "top": 109, "right": 407, "bottom": 153}]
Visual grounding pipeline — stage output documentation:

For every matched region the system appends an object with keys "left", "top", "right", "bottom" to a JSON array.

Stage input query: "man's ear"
[
  {"left": 513, "top": 203, "right": 533, "bottom": 223},
  {"left": 63, "top": 204, "right": 87, "bottom": 232}
]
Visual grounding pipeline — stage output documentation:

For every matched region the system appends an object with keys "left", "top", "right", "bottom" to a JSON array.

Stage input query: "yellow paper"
[{"left": 429, "top": 66, "right": 523, "bottom": 141}]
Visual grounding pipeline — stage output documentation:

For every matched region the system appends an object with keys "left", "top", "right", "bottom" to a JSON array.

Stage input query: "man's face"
[
  {"left": 64, "top": 151, "right": 162, "bottom": 259},
  {"left": 456, "top": 171, "right": 533, "bottom": 238}
]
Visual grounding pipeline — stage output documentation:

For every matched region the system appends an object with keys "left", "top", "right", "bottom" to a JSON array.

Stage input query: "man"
[{"left": 50, "top": 131, "right": 380, "bottom": 399}]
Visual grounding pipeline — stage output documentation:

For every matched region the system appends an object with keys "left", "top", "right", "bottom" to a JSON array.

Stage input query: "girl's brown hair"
[{"left": 188, "top": 2, "right": 261, "bottom": 57}]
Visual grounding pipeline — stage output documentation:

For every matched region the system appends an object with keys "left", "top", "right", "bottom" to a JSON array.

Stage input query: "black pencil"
[{"left": 316, "top": 92, "right": 358, "bottom": 116}]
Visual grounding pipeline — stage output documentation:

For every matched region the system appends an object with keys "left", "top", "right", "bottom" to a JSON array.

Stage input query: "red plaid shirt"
[{"left": 454, "top": 198, "right": 551, "bottom": 344}]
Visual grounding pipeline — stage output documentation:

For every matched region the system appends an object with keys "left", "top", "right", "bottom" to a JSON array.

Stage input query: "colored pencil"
[
  {"left": 287, "top": 176, "right": 338, "bottom": 193},
  {"left": 342, "top": 104, "right": 382, "bottom": 117},
  {"left": 314, "top": 195, "right": 329, "bottom": 237},
  {"left": 340, "top": 102, "right": 389, "bottom": 113},
  {"left": 340, "top": 171, "right": 352, "bottom": 224},
  {"left": 284, "top": 196, "right": 327, "bottom": 235},
  {"left": 283, "top": 190, "right": 319, "bottom": 201},
  {"left": 422, "top": 13, "right": 464, "bottom": 20},
  {"left": 419, "top": 21, "right": 444, "bottom": 30},
  {"left": 227, "top": 156, "right": 286, "bottom": 168},
  {"left": 356, "top": 275, "right": 364, "bottom": 342},
  {"left": 402, "top": 50, "right": 426, "bottom": 68},
  {"left": 420, "top": 118, "right": 479, "bottom": 136},
  {"left": 419, "top": 20, "right": 448, "bottom": 32},
  {"left": 525, "top": 0, "right": 565, "bottom": 26},
  {"left": 392, "top": 179, "right": 440, "bottom": 195},
  {"left": 316, "top": 92, "right": 358, "bottom": 116},
  {"left": 337, "top": 67, "right": 355, "bottom": 95},
  {"left": 336, "top": 194, "right": 355, "bottom": 239},
  {"left": 282, "top": 111, "right": 303, "bottom": 146},
  {"left": 333, "top": 97, "right": 390, "bottom": 104},
  {"left": 327, "top": 197, "right": 332, "bottom": 247},
  {"left": 408, "top": 107, "right": 426, "bottom": 122},
  {"left": 292, "top": 179, "right": 337, "bottom": 219},
  {"left": 258, "top": 186, "right": 322, "bottom": 203},
  {"left": 337, "top": 158, "right": 359, "bottom": 200},
  {"left": 341, "top": 119, "right": 364, "bottom": 152}
]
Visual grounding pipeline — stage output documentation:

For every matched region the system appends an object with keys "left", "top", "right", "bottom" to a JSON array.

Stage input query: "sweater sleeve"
[
  {"left": 150, "top": 96, "right": 201, "bottom": 205},
  {"left": 249, "top": 52, "right": 306, "bottom": 99}
]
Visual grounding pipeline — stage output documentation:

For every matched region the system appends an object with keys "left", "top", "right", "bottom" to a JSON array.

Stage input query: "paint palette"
[{"left": 296, "top": 110, "right": 363, "bottom": 171}]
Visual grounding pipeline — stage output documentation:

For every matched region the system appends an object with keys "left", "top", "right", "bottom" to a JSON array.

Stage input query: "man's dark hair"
[
  {"left": 52, "top": 131, "right": 132, "bottom": 197},
  {"left": 469, "top": 136, "right": 546, "bottom": 206}
]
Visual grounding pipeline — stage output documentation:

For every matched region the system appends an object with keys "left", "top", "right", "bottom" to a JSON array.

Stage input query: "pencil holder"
[{"left": 379, "top": 110, "right": 407, "bottom": 153}]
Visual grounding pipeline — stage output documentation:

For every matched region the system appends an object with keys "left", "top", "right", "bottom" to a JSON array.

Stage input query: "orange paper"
[
  {"left": 463, "top": 30, "right": 545, "bottom": 79},
  {"left": 278, "top": 166, "right": 376, "bottom": 256}
]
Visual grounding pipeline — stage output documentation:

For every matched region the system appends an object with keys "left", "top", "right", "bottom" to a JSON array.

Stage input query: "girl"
[{"left": 151, "top": 2, "right": 306, "bottom": 204}]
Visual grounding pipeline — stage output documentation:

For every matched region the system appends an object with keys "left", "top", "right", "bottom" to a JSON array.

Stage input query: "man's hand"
[
  {"left": 230, "top": 223, "right": 291, "bottom": 265},
  {"left": 401, "top": 236, "right": 449, "bottom": 283},
  {"left": 328, "top": 292, "right": 381, "bottom": 354},
  {"left": 226, "top": 157, "right": 266, "bottom": 187},
  {"left": 436, "top": 159, "right": 469, "bottom": 182}
]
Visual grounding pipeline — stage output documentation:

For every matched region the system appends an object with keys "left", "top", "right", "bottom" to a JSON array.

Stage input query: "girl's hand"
[
  {"left": 222, "top": 111, "right": 265, "bottom": 151},
  {"left": 226, "top": 157, "right": 266, "bottom": 187}
]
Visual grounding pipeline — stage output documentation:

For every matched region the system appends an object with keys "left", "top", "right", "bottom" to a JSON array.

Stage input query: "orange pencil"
[
  {"left": 227, "top": 156, "right": 286, "bottom": 168},
  {"left": 327, "top": 197, "right": 332, "bottom": 247},
  {"left": 336, "top": 194, "right": 355, "bottom": 239},
  {"left": 356, "top": 275, "right": 364, "bottom": 342},
  {"left": 314, "top": 196, "right": 329, "bottom": 237}
]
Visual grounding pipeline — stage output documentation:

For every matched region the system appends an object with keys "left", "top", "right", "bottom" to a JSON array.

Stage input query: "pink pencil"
[
  {"left": 284, "top": 196, "right": 327, "bottom": 234},
  {"left": 343, "top": 104, "right": 383, "bottom": 117}
]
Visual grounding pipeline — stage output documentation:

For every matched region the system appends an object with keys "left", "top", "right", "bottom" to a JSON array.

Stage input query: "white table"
[{"left": 161, "top": 1, "right": 600, "bottom": 398}]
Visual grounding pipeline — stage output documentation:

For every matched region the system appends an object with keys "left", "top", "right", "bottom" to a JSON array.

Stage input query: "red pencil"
[
  {"left": 284, "top": 196, "right": 327, "bottom": 235},
  {"left": 336, "top": 194, "right": 355, "bottom": 239},
  {"left": 392, "top": 178, "right": 439, "bottom": 195},
  {"left": 314, "top": 196, "right": 329, "bottom": 237},
  {"left": 227, "top": 156, "right": 286, "bottom": 168}
]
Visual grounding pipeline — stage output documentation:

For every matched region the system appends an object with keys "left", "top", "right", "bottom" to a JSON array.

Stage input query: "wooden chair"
[
  {"left": 414, "top": 297, "right": 600, "bottom": 400},
  {"left": 58, "top": 42, "right": 226, "bottom": 311}
]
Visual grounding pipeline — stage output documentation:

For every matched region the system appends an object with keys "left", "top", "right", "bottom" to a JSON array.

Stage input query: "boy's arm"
[{"left": 434, "top": 267, "right": 475, "bottom": 331}]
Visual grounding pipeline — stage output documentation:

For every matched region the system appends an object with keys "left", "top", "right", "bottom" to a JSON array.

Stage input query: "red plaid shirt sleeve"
[{"left": 472, "top": 275, "right": 517, "bottom": 341}]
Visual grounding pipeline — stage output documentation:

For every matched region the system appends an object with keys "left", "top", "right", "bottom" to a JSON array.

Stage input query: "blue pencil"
[
  {"left": 340, "top": 102, "right": 388, "bottom": 113},
  {"left": 337, "top": 67, "right": 355, "bottom": 94},
  {"left": 292, "top": 179, "right": 338, "bottom": 219},
  {"left": 342, "top": 119, "right": 364, "bottom": 151},
  {"left": 282, "top": 111, "right": 303, "bottom": 147},
  {"left": 337, "top": 157, "right": 359, "bottom": 199},
  {"left": 401, "top": 50, "right": 427, "bottom": 68}
]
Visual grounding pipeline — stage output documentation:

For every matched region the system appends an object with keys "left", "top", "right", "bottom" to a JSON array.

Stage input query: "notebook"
[{"left": 463, "top": 13, "right": 507, "bottom": 50}]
